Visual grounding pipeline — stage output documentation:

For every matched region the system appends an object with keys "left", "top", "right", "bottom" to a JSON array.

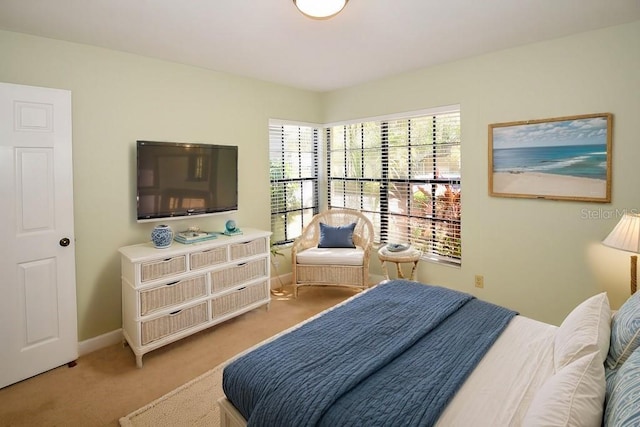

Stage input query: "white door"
[{"left": 0, "top": 82, "right": 77, "bottom": 389}]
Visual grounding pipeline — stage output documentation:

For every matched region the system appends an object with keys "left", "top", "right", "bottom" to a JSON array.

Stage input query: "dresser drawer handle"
[
  {"left": 165, "top": 281, "right": 179, "bottom": 287},
  {"left": 236, "top": 287, "right": 246, "bottom": 291},
  {"left": 169, "top": 310, "right": 182, "bottom": 316}
]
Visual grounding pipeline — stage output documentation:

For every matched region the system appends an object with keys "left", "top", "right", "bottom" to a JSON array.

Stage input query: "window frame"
[
  {"left": 269, "top": 120, "right": 320, "bottom": 247},
  {"left": 325, "top": 105, "right": 461, "bottom": 265}
]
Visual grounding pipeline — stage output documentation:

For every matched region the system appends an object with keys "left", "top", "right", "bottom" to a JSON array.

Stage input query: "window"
[
  {"left": 327, "top": 106, "right": 461, "bottom": 265},
  {"left": 269, "top": 120, "right": 319, "bottom": 246}
]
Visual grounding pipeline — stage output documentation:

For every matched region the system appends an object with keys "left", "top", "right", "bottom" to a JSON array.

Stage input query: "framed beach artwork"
[{"left": 488, "top": 113, "right": 612, "bottom": 202}]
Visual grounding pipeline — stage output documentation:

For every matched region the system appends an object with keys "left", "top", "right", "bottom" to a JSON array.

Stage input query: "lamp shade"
[
  {"left": 293, "top": 0, "right": 348, "bottom": 19},
  {"left": 602, "top": 213, "right": 640, "bottom": 253}
]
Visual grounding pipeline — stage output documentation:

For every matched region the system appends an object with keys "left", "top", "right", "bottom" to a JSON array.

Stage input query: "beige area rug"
[
  {"left": 119, "top": 289, "right": 368, "bottom": 427},
  {"left": 119, "top": 362, "right": 226, "bottom": 426}
]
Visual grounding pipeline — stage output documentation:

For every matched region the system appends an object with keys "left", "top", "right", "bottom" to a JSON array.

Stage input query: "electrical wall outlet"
[{"left": 474, "top": 275, "right": 484, "bottom": 288}]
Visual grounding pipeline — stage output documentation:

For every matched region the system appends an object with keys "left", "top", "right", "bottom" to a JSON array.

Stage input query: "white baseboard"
[
  {"left": 77, "top": 274, "right": 293, "bottom": 357},
  {"left": 370, "top": 274, "right": 385, "bottom": 284},
  {"left": 78, "top": 328, "right": 123, "bottom": 357},
  {"left": 77, "top": 275, "right": 292, "bottom": 358},
  {"left": 78, "top": 270, "right": 374, "bottom": 357},
  {"left": 271, "top": 273, "right": 385, "bottom": 289},
  {"left": 270, "top": 273, "right": 292, "bottom": 289}
]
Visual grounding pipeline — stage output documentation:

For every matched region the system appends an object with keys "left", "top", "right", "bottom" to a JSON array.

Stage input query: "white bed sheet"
[
  {"left": 436, "top": 315, "right": 557, "bottom": 426},
  {"left": 220, "top": 289, "right": 558, "bottom": 427}
]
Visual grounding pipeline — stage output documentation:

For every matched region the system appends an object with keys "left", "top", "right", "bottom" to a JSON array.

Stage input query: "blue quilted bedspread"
[{"left": 222, "top": 280, "right": 517, "bottom": 427}]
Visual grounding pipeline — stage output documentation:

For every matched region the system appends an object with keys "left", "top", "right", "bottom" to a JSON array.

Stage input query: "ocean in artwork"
[{"left": 492, "top": 144, "right": 607, "bottom": 180}]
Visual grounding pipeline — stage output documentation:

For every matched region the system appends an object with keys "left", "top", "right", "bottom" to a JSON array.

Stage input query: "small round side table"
[{"left": 378, "top": 246, "right": 421, "bottom": 281}]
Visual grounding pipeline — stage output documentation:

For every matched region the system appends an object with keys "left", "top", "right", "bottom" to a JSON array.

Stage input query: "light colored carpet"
[
  {"left": 119, "top": 288, "right": 368, "bottom": 427},
  {"left": 119, "top": 361, "right": 226, "bottom": 427}
]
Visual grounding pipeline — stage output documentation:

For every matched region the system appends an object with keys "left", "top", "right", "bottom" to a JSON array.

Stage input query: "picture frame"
[{"left": 488, "top": 113, "right": 612, "bottom": 203}]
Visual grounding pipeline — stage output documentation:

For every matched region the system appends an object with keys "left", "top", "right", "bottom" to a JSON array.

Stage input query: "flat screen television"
[{"left": 136, "top": 141, "right": 238, "bottom": 222}]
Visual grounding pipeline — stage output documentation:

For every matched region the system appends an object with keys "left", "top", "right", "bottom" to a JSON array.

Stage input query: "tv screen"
[{"left": 136, "top": 141, "right": 238, "bottom": 221}]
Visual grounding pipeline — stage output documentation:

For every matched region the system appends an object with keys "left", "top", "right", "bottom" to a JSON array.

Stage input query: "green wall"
[
  {"left": 322, "top": 21, "right": 640, "bottom": 323},
  {"left": 0, "top": 20, "right": 638, "bottom": 341},
  {"left": 0, "top": 30, "right": 322, "bottom": 340}
]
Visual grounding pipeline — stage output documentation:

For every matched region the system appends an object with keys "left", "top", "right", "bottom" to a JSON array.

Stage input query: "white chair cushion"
[{"left": 296, "top": 247, "right": 364, "bottom": 266}]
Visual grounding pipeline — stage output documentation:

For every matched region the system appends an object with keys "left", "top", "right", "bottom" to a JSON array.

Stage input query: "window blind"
[
  {"left": 327, "top": 108, "right": 461, "bottom": 265},
  {"left": 269, "top": 121, "right": 319, "bottom": 246}
]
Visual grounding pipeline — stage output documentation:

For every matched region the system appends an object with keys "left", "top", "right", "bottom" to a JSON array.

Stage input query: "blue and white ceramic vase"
[{"left": 151, "top": 224, "right": 173, "bottom": 249}]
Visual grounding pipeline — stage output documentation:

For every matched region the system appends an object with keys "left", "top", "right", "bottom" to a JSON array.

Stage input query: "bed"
[{"left": 218, "top": 280, "right": 640, "bottom": 427}]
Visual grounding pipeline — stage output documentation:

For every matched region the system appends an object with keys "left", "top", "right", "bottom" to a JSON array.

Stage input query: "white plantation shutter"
[
  {"left": 269, "top": 120, "right": 319, "bottom": 245},
  {"left": 327, "top": 106, "right": 461, "bottom": 265}
]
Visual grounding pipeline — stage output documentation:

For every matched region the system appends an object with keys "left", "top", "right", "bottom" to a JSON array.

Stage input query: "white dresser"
[{"left": 119, "top": 228, "right": 271, "bottom": 367}]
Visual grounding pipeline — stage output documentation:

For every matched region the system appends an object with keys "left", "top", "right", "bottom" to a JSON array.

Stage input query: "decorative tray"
[
  {"left": 174, "top": 231, "right": 218, "bottom": 244},
  {"left": 386, "top": 243, "right": 410, "bottom": 252}
]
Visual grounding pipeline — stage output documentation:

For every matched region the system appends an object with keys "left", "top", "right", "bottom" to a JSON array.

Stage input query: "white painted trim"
[
  {"left": 78, "top": 328, "right": 123, "bottom": 357},
  {"left": 270, "top": 273, "right": 292, "bottom": 289},
  {"left": 77, "top": 274, "right": 292, "bottom": 357},
  {"left": 369, "top": 273, "right": 385, "bottom": 285},
  {"left": 271, "top": 273, "right": 385, "bottom": 289},
  {"left": 78, "top": 271, "right": 378, "bottom": 358},
  {"left": 269, "top": 118, "right": 322, "bottom": 128},
  {"left": 324, "top": 104, "right": 461, "bottom": 127}
]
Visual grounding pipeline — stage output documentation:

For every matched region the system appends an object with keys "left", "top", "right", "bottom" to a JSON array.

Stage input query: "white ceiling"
[{"left": 1, "top": 0, "right": 639, "bottom": 92}]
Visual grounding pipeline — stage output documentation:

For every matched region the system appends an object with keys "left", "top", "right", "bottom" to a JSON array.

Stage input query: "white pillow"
[
  {"left": 554, "top": 292, "right": 611, "bottom": 370},
  {"left": 523, "top": 351, "right": 605, "bottom": 427}
]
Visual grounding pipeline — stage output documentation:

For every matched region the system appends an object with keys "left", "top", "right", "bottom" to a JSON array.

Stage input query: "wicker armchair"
[{"left": 291, "top": 209, "right": 374, "bottom": 297}]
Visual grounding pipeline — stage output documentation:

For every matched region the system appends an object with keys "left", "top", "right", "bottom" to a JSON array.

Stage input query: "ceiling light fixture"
[{"left": 293, "top": 0, "right": 349, "bottom": 20}]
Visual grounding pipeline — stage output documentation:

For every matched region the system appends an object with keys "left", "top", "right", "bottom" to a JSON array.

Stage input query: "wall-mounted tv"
[{"left": 137, "top": 141, "right": 238, "bottom": 222}]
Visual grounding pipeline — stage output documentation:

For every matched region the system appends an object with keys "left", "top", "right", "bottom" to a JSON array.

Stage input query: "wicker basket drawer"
[
  {"left": 210, "top": 258, "right": 267, "bottom": 292},
  {"left": 139, "top": 275, "right": 207, "bottom": 316},
  {"left": 190, "top": 247, "right": 227, "bottom": 270},
  {"left": 229, "top": 238, "right": 267, "bottom": 261},
  {"left": 141, "top": 302, "right": 208, "bottom": 345},
  {"left": 211, "top": 281, "right": 269, "bottom": 319},
  {"left": 140, "top": 255, "right": 187, "bottom": 282}
]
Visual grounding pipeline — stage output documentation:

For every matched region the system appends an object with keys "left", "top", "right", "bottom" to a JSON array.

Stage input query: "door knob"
[{"left": 59, "top": 238, "right": 71, "bottom": 247}]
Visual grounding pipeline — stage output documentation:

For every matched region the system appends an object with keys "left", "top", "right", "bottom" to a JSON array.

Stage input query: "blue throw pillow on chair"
[{"left": 318, "top": 222, "right": 356, "bottom": 248}]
